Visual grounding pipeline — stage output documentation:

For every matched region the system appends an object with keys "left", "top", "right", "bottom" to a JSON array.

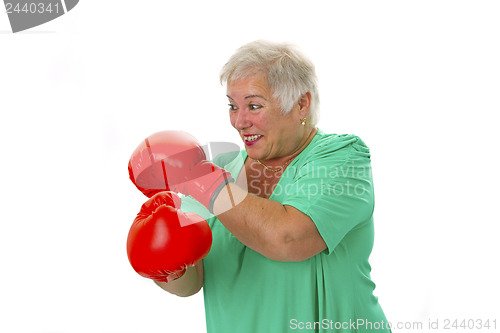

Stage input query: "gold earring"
[{"left": 301, "top": 118, "right": 307, "bottom": 126}]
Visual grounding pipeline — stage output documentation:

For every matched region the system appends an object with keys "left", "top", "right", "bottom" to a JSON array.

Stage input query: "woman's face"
[{"left": 226, "top": 72, "right": 309, "bottom": 162}]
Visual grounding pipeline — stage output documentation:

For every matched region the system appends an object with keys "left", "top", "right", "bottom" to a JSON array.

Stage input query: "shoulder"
[{"left": 306, "top": 130, "right": 371, "bottom": 162}]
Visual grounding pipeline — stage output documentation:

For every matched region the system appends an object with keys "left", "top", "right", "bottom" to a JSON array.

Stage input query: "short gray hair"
[{"left": 220, "top": 40, "right": 320, "bottom": 126}]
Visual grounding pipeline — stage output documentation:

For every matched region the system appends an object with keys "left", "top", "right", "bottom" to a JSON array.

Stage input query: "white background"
[{"left": 1, "top": 1, "right": 499, "bottom": 332}]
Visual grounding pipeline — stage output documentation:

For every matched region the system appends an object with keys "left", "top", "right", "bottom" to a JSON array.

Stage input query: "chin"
[{"left": 244, "top": 148, "right": 260, "bottom": 160}]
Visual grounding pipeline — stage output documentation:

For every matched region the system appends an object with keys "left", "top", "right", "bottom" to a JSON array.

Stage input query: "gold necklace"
[{"left": 256, "top": 156, "right": 295, "bottom": 172}]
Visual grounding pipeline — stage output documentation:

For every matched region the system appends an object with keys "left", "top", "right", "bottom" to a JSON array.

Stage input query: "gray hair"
[{"left": 220, "top": 40, "right": 320, "bottom": 126}]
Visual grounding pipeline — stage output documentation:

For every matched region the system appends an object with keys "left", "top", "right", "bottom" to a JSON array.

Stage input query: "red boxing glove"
[
  {"left": 127, "top": 191, "right": 212, "bottom": 282},
  {"left": 128, "top": 130, "right": 234, "bottom": 212}
]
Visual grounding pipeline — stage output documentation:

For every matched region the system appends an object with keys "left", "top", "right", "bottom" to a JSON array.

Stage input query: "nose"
[{"left": 232, "top": 109, "right": 252, "bottom": 131}]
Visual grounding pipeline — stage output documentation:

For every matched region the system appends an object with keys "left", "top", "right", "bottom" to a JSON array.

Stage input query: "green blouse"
[{"left": 181, "top": 129, "right": 391, "bottom": 332}]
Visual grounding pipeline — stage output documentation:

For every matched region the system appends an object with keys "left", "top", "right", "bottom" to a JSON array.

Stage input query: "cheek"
[
  {"left": 252, "top": 112, "right": 270, "bottom": 129},
  {"left": 261, "top": 112, "right": 283, "bottom": 132}
]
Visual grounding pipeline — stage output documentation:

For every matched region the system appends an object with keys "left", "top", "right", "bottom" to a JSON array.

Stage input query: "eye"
[
  {"left": 249, "top": 104, "right": 262, "bottom": 110},
  {"left": 228, "top": 104, "right": 237, "bottom": 111}
]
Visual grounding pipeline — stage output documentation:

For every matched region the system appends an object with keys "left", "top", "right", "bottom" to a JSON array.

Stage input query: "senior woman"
[{"left": 128, "top": 40, "right": 391, "bottom": 333}]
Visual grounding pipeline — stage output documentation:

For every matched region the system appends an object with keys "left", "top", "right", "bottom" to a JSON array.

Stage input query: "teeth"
[{"left": 245, "top": 135, "right": 263, "bottom": 142}]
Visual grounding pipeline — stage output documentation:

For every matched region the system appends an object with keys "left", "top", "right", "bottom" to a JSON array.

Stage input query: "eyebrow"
[{"left": 227, "top": 94, "right": 268, "bottom": 101}]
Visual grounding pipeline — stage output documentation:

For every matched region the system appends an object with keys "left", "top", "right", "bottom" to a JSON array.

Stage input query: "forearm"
[
  {"left": 212, "top": 183, "right": 291, "bottom": 260},
  {"left": 154, "top": 262, "right": 204, "bottom": 297}
]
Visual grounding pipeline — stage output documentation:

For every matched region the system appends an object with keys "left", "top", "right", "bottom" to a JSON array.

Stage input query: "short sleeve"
[{"left": 280, "top": 135, "right": 374, "bottom": 254}]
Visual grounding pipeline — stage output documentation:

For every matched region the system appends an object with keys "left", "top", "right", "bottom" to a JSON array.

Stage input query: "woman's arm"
[
  {"left": 213, "top": 183, "right": 326, "bottom": 262},
  {"left": 154, "top": 261, "right": 204, "bottom": 297}
]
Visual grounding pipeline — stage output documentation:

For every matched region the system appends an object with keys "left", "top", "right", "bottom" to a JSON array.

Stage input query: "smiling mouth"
[{"left": 244, "top": 135, "right": 263, "bottom": 142}]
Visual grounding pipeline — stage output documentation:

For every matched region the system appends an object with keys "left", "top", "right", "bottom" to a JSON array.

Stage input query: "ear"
[{"left": 298, "top": 92, "right": 312, "bottom": 118}]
